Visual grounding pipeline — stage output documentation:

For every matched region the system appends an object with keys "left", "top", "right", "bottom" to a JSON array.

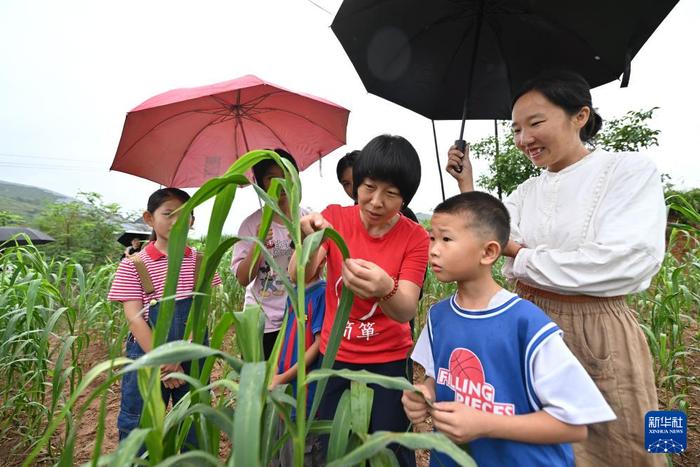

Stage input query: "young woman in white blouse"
[{"left": 447, "top": 70, "right": 666, "bottom": 467}]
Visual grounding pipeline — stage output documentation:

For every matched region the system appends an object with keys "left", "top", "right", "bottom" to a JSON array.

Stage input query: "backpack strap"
[
  {"left": 193, "top": 251, "right": 204, "bottom": 291},
  {"left": 130, "top": 255, "right": 155, "bottom": 295}
]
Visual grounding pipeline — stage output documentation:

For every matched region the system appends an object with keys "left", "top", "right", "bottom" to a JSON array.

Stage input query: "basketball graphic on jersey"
[
  {"left": 436, "top": 347, "right": 516, "bottom": 415},
  {"left": 449, "top": 348, "right": 484, "bottom": 386}
]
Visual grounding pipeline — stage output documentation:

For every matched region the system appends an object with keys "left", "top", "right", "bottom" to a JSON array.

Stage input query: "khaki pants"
[{"left": 516, "top": 283, "right": 666, "bottom": 467}]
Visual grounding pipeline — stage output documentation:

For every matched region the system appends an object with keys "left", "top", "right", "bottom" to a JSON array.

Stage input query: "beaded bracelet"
[{"left": 380, "top": 276, "right": 399, "bottom": 302}]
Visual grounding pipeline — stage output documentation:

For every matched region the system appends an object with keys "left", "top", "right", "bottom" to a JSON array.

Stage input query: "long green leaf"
[
  {"left": 307, "top": 368, "right": 416, "bottom": 392},
  {"left": 156, "top": 450, "right": 223, "bottom": 467},
  {"left": 328, "top": 432, "right": 476, "bottom": 467},
  {"left": 351, "top": 381, "right": 374, "bottom": 436},
  {"left": 231, "top": 305, "right": 265, "bottom": 362},
  {"left": 121, "top": 341, "right": 242, "bottom": 374},
  {"left": 307, "top": 228, "right": 354, "bottom": 426},
  {"left": 57, "top": 412, "right": 76, "bottom": 467},
  {"left": 231, "top": 362, "right": 266, "bottom": 467},
  {"left": 369, "top": 449, "right": 400, "bottom": 467},
  {"left": 184, "top": 404, "right": 235, "bottom": 441},
  {"left": 260, "top": 397, "right": 282, "bottom": 466},
  {"left": 112, "top": 428, "right": 151, "bottom": 467},
  {"left": 327, "top": 389, "right": 352, "bottom": 461},
  {"left": 138, "top": 368, "right": 165, "bottom": 461}
]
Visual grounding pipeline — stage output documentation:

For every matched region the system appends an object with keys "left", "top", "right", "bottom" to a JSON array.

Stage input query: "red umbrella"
[{"left": 111, "top": 75, "right": 350, "bottom": 187}]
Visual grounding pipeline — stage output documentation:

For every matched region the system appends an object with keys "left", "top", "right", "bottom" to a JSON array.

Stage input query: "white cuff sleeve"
[{"left": 533, "top": 335, "right": 616, "bottom": 425}]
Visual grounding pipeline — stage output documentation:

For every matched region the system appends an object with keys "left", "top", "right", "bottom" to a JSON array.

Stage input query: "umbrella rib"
[
  {"left": 242, "top": 113, "right": 292, "bottom": 151},
  {"left": 169, "top": 115, "right": 230, "bottom": 184},
  {"left": 207, "top": 90, "right": 287, "bottom": 113},
  {"left": 118, "top": 108, "right": 220, "bottom": 159},
  {"left": 247, "top": 106, "right": 346, "bottom": 144},
  {"left": 236, "top": 90, "right": 251, "bottom": 153}
]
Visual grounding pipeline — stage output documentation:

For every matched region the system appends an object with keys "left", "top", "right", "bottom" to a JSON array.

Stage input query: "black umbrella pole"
[
  {"left": 432, "top": 120, "right": 446, "bottom": 202},
  {"left": 455, "top": 0, "right": 486, "bottom": 169},
  {"left": 494, "top": 119, "right": 502, "bottom": 200}
]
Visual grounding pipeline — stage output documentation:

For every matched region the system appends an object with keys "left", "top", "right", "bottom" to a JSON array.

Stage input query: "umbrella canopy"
[
  {"left": 112, "top": 75, "right": 350, "bottom": 187},
  {"left": 117, "top": 230, "right": 151, "bottom": 247},
  {"left": 0, "top": 227, "right": 55, "bottom": 246},
  {"left": 332, "top": 0, "right": 679, "bottom": 121}
]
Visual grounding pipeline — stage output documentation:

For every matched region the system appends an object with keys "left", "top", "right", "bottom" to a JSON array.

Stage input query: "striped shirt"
[{"left": 108, "top": 241, "right": 222, "bottom": 320}]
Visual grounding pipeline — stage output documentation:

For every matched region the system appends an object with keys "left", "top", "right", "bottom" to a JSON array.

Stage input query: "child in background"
[
  {"left": 232, "top": 149, "right": 305, "bottom": 359},
  {"left": 270, "top": 259, "right": 326, "bottom": 466},
  {"left": 108, "top": 187, "right": 221, "bottom": 447},
  {"left": 336, "top": 150, "right": 359, "bottom": 201},
  {"left": 402, "top": 192, "right": 615, "bottom": 467},
  {"left": 335, "top": 148, "right": 419, "bottom": 223}
]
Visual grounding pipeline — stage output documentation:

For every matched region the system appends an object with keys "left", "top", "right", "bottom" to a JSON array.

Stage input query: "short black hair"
[
  {"left": 336, "top": 150, "right": 359, "bottom": 182},
  {"left": 434, "top": 192, "right": 510, "bottom": 250},
  {"left": 513, "top": 70, "right": 603, "bottom": 142},
  {"left": 252, "top": 148, "right": 299, "bottom": 187},
  {"left": 353, "top": 135, "right": 421, "bottom": 205}
]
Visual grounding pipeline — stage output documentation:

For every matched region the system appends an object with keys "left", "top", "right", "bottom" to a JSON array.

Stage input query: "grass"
[{"left": 0, "top": 178, "right": 697, "bottom": 465}]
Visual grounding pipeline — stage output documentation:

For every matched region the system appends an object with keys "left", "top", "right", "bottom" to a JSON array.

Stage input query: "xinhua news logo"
[{"left": 645, "top": 410, "right": 687, "bottom": 454}]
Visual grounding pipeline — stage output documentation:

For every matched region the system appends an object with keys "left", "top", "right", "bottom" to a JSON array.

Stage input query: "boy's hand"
[
  {"left": 402, "top": 383, "right": 435, "bottom": 424},
  {"left": 431, "top": 401, "right": 487, "bottom": 443},
  {"left": 268, "top": 373, "right": 285, "bottom": 390},
  {"left": 161, "top": 363, "right": 185, "bottom": 389}
]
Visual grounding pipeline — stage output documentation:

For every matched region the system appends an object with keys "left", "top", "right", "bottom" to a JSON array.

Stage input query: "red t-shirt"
[{"left": 320, "top": 204, "right": 429, "bottom": 363}]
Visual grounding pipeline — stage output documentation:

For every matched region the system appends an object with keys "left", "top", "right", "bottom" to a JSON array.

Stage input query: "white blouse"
[{"left": 503, "top": 149, "right": 666, "bottom": 296}]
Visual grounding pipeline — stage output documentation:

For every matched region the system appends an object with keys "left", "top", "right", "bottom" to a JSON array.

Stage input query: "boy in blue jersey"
[
  {"left": 270, "top": 261, "right": 326, "bottom": 466},
  {"left": 402, "top": 192, "right": 615, "bottom": 467}
]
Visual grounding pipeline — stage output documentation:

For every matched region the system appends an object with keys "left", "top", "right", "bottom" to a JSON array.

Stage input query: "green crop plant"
[
  {"left": 0, "top": 242, "right": 124, "bottom": 459},
  {"left": 631, "top": 194, "right": 700, "bottom": 414},
  {"left": 21, "top": 150, "right": 475, "bottom": 467}
]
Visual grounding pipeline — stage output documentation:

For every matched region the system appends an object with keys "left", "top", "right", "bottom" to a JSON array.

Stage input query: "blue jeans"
[{"left": 118, "top": 298, "right": 208, "bottom": 450}]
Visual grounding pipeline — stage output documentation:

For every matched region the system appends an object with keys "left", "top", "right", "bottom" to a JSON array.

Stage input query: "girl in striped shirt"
[{"left": 108, "top": 187, "right": 221, "bottom": 446}]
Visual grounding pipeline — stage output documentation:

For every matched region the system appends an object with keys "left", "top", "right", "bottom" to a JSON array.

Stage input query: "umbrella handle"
[{"left": 453, "top": 139, "right": 467, "bottom": 173}]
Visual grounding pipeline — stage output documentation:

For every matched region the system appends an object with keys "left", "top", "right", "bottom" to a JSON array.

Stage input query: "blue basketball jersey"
[{"left": 427, "top": 294, "right": 575, "bottom": 467}]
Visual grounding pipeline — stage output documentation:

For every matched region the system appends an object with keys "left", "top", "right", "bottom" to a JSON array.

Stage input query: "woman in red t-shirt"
[{"left": 296, "top": 134, "right": 428, "bottom": 467}]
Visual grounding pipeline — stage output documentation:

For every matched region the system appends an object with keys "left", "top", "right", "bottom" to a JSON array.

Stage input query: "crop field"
[{"left": 1, "top": 179, "right": 697, "bottom": 466}]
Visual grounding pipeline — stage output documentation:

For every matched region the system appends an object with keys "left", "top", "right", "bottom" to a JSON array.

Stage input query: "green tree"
[
  {"left": 596, "top": 107, "right": 660, "bottom": 152},
  {"left": 0, "top": 210, "right": 24, "bottom": 226},
  {"left": 471, "top": 108, "right": 661, "bottom": 198},
  {"left": 36, "top": 192, "right": 123, "bottom": 265}
]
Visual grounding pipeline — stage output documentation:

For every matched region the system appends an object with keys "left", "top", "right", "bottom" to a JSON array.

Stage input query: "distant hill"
[{"left": 0, "top": 179, "right": 73, "bottom": 225}]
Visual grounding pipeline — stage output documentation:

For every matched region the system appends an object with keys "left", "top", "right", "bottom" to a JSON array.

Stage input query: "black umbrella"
[
  {"left": 332, "top": 0, "right": 679, "bottom": 195},
  {"left": 117, "top": 230, "right": 151, "bottom": 247},
  {"left": 0, "top": 227, "right": 55, "bottom": 246}
]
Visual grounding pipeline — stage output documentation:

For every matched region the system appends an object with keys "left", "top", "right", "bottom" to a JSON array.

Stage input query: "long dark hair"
[
  {"left": 513, "top": 70, "right": 602, "bottom": 142},
  {"left": 146, "top": 187, "right": 191, "bottom": 241}
]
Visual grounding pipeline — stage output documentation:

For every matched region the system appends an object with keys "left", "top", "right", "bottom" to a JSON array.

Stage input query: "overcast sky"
[{"left": 1, "top": 0, "right": 698, "bottom": 237}]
